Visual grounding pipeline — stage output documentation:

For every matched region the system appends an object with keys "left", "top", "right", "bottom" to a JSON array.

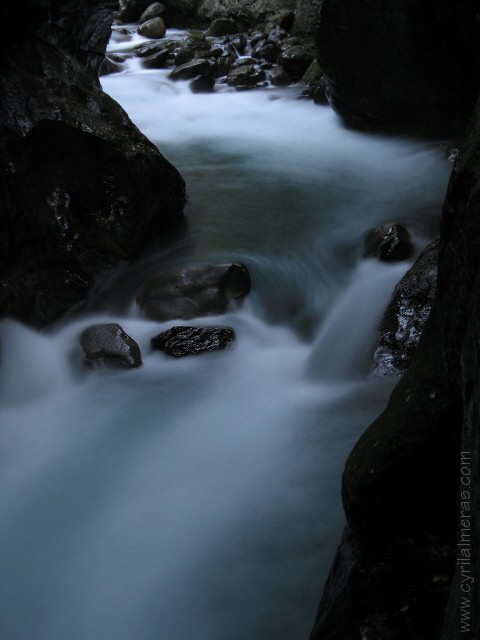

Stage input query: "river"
[{"left": 0, "top": 26, "right": 452, "bottom": 640}]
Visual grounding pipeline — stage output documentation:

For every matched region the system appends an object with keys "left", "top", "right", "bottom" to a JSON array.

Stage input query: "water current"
[{"left": 0, "top": 25, "right": 453, "bottom": 640}]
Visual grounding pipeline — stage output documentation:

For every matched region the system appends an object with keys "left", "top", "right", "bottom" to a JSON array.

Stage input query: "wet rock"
[
  {"left": 80, "top": 323, "right": 142, "bottom": 369},
  {"left": 174, "top": 48, "right": 195, "bottom": 65},
  {"left": 207, "top": 18, "right": 238, "bottom": 36},
  {"left": 270, "top": 9, "right": 294, "bottom": 31},
  {"left": 230, "top": 33, "right": 247, "bottom": 53},
  {"left": 278, "top": 44, "right": 314, "bottom": 81},
  {"left": 313, "top": 78, "right": 329, "bottom": 105},
  {"left": 170, "top": 58, "right": 212, "bottom": 79},
  {"left": 266, "top": 25, "right": 288, "bottom": 44},
  {"left": 250, "top": 30, "right": 266, "bottom": 48},
  {"left": 137, "top": 16, "right": 166, "bottom": 38},
  {"left": 269, "top": 65, "right": 291, "bottom": 86},
  {"left": 363, "top": 224, "right": 413, "bottom": 263},
  {"left": 139, "top": 2, "right": 166, "bottom": 23},
  {"left": 301, "top": 58, "right": 322, "bottom": 87},
  {"left": 141, "top": 48, "right": 170, "bottom": 68},
  {"left": 136, "top": 263, "right": 251, "bottom": 321},
  {"left": 293, "top": 0, "right": 322, "bottom": 36},
  {"left": 252, "top": 42, "right": 280, "bottom": 63},
  {"left": 226, "top": 64, "right": 266, "bottom": 87},
  {"left": 151, "top": 325, "right": 235, "bottom": 357},
  {"left": 189, "top": 74, "right": 215, "bottom": 93},
  {"left": 134, "top": 40, "right": 168, "bottom": 57},
  {"left": 99, "top": 56, "right": 123, "bottom": 76},
  {"left": 372, "top": 239, "right": 438, "bottom": 376}
]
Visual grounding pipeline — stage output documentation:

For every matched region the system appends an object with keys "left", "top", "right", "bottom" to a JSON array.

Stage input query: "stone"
[
  {"left": 270, "top": 8, "right": 294, "bottom": 31},
  {"left": 134, "top": 40, "right": 167, "bottom": 57},
  {"left": 139, "top": 2, "right": 166, "bottom": 23},
  {"left": 189, "top": 74, "right": 215, "bottom": 93},
  {"left": 141, "top": 48, "right": 170, "bottom": 68},
  {"left": 372, "top": 238, "right": 438, "bottom": 376},
  {"left": 230, "top": 33, "right": 247, "bottom": 53},
  {"left": 151, "top": 326, "right": 235, "bottom": 357},
  {"left": 80, "top": 323, "right": 142, "bottom": 369},
  {"left": 169, "top": 58, "right": 212, "bottom": 79},
  {"left": 252, "top": 42, "right": 280, "bottom": 63},
  {"left": 363, "top": 224, "right": 413, "bottom": 263},
  {"left": 301, "top": 58, "right": 322, "bottom": 87},
  {"left": 225, "top": 64, "right": 266, "bottom": 87},
  {"left": 278, "top": 44, "right": 314, "bottom": 81},
  {"left": 313, "top": 78, "right": 328, "bottom": 105},
  {"left": 99, "top": 56, "right": 123, "bottom": 76},
  {"left": 137, "top": 16, "right": 166, "bottom": 38},
  {"left": 118, "top": 0, "right": 155, "bottom": 23},
  {"left": 268, "top": 65, "right": 291, "bottom": 86},
  {"left": 136, "top": 263, "right": 251, "bottom": 321},
  {"left": 206, "top": 18, "right": 239, "bottom": 37}
]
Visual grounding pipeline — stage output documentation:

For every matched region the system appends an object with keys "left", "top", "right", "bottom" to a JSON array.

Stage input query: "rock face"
[
  {"left": 293, "top": 0, "right": 322, "bottom": 35},
  {"left": 0, "top": 0, "right": 185, "bottom": 327},
  {"left": 198, "top": 0, "right": 295, "bottom": 25},
  {"left": 310, "top": 98, "right": 480, "bottom": 640},
  {"left": 315, "top": 0, "right": 480, "bottom": 130},
  {"left": 372, "top": 238, "right": 438, "bottom": 376},
  {"left": 151, "top": 325, "right": 235, "bottom": 356},
  {"left": 136, "top": 263, "right": 251, "bottom": 321},
  {"left": 80, "top": 323, "right": 142, "bottom": 369}
]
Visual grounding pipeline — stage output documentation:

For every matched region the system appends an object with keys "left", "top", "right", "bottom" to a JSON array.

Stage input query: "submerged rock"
[
  {"left": 151, "top": 325, "right": 235, "bottom": 356},
  {"left": 136, "top": 263, "right": 251, "bottom": 321},
  {"left": 80, "top": 323, "right": 142, "bottom": 369},
  {"left": 372, "top": 238, "right": 438, "bottom": 376},
  {"left": 363, "top": 224, "right": 413, "bottom": 263}
]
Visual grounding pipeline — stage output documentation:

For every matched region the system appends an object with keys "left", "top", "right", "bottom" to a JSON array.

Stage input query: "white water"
[{"left": 0, "top": 26, "right": 452, "bottom": 640}]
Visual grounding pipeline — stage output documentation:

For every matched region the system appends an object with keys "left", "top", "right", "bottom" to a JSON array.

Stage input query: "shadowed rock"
[
  {"left": 363, "top": 224, "right": 413, "bottom": 263},
  {"left": 80, "top": 323, "right": 142, "bottom": 369},
  {"left": 151, "top": 325, "right": 235, "bottom": 356},
  {"left": 136, "top": 263, "right": 251, "bottom": 321}
]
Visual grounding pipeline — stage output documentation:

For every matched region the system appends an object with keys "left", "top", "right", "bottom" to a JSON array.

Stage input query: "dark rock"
[
  {"left": 301, "top": 58, "right": 322, "bottom": 87},
  {"left": 226, "top": 64, "right": 266, "bottom": 87},
  {"left": 80, "top": 323, "right": 142, "bottom": 369},
  {"left": 207, "top": 18, "right": 239, "bottom": 36},
  {"left": 134, "top": 40, "right": 168, "bottom": 57},
  {"left": 198, "top": 0, "right": 295, "bottom": 27},
  {"left": 99, "top": 56, "right": 123, "bottom": 76},
  {"left": 189, "top": 74, "right": 215, "bottom": 93},
  {"left": 141, "top": 48, "right": 170, "bottom": 68},
  {"left": 137, "top": 16, "right": 166, "bottom": 38},
  {"left": 136, "top": 263, "right": 251, "bottom": 321},
  {"left": 252, "top": 42, "right": 280, "bottom": 63},
  {"left": 230, "top": 33, "right": 247, "bottom": 53},
  {"left": 139, "top": 2, "right": 166, "bottom": 22},
  {"left": 266, "top": 25, "right": 288, "bottom": 44},
  {"left": 232, "top": 56, "right": 257, "bottom": 68},
  {"left": 293, "top": 0, "right": 322, "bottom": 35},
  {"left": 278, "top": 44, "right": 314, "bottom": 81},
  {"left": 268, "top": 65, "right": 291, "bottom": 86},
  {"left": 0, "top": 4, "right": 185, "bottom": 327},
  {"left": 372, "top": 238, "right": 438, "bottom": 376},
  {"left": 363, "top": 224, "right": 413, "bottom": 263},
  {"left": 151, "top": 325, "right": 235, "bottom": 357},
  {"left": 118, "top": 0, "right": 155, "bottom": 23},
  {"left": 313, "top": 78, "right": 328, "bottom": 105},
  {"left": 170, "top": 57, "right": 212, "bottom": 79},
  {"left": 270, "top": 8, "right": 294, "bottom": 31},
  {"left": 249, "top": 30, "right": 266, "bottom": 47},
  {"left": 315, "top": 0, "right": 480, "bottom": 131},
  {"left": 174, "top": 48, "right": 195, "bottom": 65}
]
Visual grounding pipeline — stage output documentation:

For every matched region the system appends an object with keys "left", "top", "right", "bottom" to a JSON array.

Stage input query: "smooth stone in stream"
[
  {"left": 189, "top": 74, "right": 215, "bottom": 93},
  {"left": 170, "top": 58, "right": 212, "bottom": 80},
  {"left": 151, "top": 326, "right": 235, "bottom": 357},
  {"left": 225, "top": 64, "right": 266, "bottom": 87},
  {"left": 141, "top": 48, "right": 170, "bottom": 68},
  {"left": 80, "top": 323, "right": 142, "bottom": 369},
  {"left": 363, "top": 224, "right": 413, "bottom": 263},
  {"left": 137, "top": 17, "right": 166, "bottom": 39},
  {"left": 136, "top": 263, "right": 251, "bottom": 321},
  {"left": 207, "top": 18, "right": 239, "bottom": 37},
  {"left": 278, "top": 44, "right": 314, "bottom": 81},
  {"left": 134, "top": 41, "right": 168, "bottom": 57}
]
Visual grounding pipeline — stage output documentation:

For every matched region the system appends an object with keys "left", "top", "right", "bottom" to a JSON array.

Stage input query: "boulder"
[
  {"left": 151, "top": 326, "right": 235, "bottom": 356},
  {"left": 99, "top": 56, "right": 123, "bottom": 76},
  {"left": 315, "top": 0, "right": 480, "bottom": 130},
  {"left": 372, "top": 238, "right": 438, "bottom": 376},
  {"left": 169, "top": 58, "right": 212, "bottom": 79},
  {"left": 198, "top": 0, "right": 295, "bottom": 26},
  {"left": 141, "top": 48, "right": 170, "bottom": 68},
  {"left": 118, "top": 0, "right": 154, "bottom": 23},
  {"left": 136, "top": 263, "right": 251, "bottom": 321},
  {"left": 139, "top": 2, "right": 166, "bottom": 22},
  {"left": 137, "top": 16, "right": 166, "bottom": 38},
  {"left": 80, "top": 323, "right": 142, "bottom": 369},
  {"left": 226, "top": 64, "right": 266, "bottom": 87},
  {"left": 134, "top": 40, "right": 168, "bottom": 57},
  {"left": 252, "top": 42, "right": 280, "bottom": 63},
  {"left": 268, "top": 65, "right": 291, "bottom": 86},
  {"left": 278, "top": 44, "right": 314, "bottom": 81},
  {"left": 0, "top": 2, "right": 186, "bottom": 327},
  {"left": 206, "top": 18, "right": 239, "bottom": 36},
  {"left": 189, "top": 74, "right": 215, "bottom": 93},
  {"left": 363, "top": 224, "right": 413, "bottom": 263},
  {"left": 293, "top": 0, "right": 322, "bottom": 35}
]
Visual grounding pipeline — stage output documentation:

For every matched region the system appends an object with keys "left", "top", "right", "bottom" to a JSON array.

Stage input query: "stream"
[{"left": 0, "top": 26, "right": 452, "bottom": 640}]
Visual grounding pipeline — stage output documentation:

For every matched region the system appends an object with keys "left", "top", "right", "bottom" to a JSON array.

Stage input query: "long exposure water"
[{"left": 0, "top": 26, "right": 453, "bottom": 640}]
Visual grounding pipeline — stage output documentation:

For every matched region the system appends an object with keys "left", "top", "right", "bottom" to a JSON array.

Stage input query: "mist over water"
[{"left": 0, "top": 28, "right": 452, "bottom": 640}]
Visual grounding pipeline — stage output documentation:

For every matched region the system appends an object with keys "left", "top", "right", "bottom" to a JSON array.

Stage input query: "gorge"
[{"left": 1, "top": 1, "right": 479, "bottom": 639}]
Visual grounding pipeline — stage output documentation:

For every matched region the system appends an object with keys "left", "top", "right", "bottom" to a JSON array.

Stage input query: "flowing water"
[{"left": 0, "top": 26, "right": 452, "bottom": 640}]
